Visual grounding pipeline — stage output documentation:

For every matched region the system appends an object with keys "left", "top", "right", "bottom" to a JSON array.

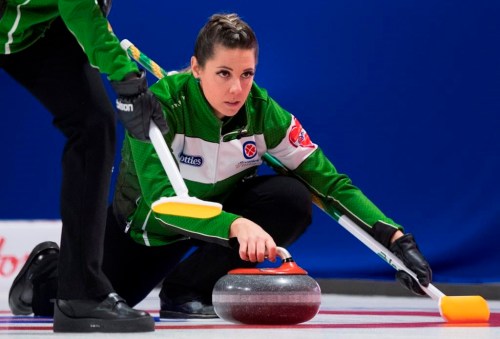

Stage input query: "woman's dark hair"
[{"left": 194, "top": 13, "right": 259, "bottom": 67}]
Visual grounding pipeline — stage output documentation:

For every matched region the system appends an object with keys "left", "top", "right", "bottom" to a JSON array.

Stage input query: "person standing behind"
[{"left": 0, "top": 0, "right": 167, "bottom": 333}]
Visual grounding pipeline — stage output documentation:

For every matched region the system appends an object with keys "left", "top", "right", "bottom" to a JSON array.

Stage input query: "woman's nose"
[{"left": 229, "top": 79, "right": 242, "bottom": 94}]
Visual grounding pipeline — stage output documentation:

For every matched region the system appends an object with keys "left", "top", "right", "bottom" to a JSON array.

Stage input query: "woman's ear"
[{"left": 191, "top": 56, "right": 200, "bottom": 78}]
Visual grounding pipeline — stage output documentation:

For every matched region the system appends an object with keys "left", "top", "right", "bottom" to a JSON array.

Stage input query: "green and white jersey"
[
  {"left": 113, "top": 73, "right": 403, "bottom": 248},
  {"left": 0, "top": 0, "right": 137, "bottom": 81}
]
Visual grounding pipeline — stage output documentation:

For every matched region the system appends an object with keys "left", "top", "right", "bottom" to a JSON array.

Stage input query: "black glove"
[
  {"left": 111, "top": 70, "right": 169, "bottom": 140},
  {"left": 390, "top": 233, "right": 432, "bottom": 296},
  {"left": 98, "top": 0, "right": 112, "bottom": 17}
]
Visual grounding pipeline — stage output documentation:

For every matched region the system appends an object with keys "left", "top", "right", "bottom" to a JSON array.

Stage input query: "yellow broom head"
[
  {"left": 152, "top": 197, "right": 222, "bottom": 219},
  {"left": 439, "top": 295, "right": 490, "bottom": 323}
]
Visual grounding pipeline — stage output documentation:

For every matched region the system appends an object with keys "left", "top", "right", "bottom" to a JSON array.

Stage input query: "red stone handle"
[{"left": 228, "top": 247, "right": 308, "bottom": 275}]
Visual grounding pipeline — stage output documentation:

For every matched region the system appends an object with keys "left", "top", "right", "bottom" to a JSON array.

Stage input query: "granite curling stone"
[{"left": 212, "top": 247, "right": 321, "bottom": 325}]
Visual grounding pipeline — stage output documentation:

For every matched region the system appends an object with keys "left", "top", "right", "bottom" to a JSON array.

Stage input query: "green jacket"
[
  {"left": 113, "top": 73, "right": 403, "bottom": 248},
  {"left": 0, "top": 0, "right": 137, "bottom": 81}
]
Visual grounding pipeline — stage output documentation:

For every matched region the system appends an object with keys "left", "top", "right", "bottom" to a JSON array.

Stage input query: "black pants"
[
  {"left": 1, "top": 19, "right": 116, "bottom": 299},
  {"left": 102, "top": 175, "right": 313, "bottom": 307}
]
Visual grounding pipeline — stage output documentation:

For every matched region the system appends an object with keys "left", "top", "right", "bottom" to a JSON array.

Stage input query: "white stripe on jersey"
[
  {"left": 5, "top": 0, "right": 31, "bottom": 54},
  {"left": 171, "top": 134, "right": 266, "bottom": 184}
]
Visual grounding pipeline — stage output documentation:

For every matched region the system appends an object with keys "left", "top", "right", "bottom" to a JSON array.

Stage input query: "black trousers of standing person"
[
  {"left": 0, "top": 18, "right": 116, "bottom": 300},
  {"left": 102, "top": 175, "right": 313, "bottom": 307}
]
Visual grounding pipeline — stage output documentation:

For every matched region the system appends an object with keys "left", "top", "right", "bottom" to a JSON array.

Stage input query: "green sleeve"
[
  {"left": 127, "top": 137, "right": 173, "bottom": 206},
  {"left": 58, "top": 0, "right": 138, "bottom": 81},
  {"left": 153, "top": 212, "right": 240, "bottom": 247},
  {"left": 294, "top": 149, "right": 403, "bottom": 247}
]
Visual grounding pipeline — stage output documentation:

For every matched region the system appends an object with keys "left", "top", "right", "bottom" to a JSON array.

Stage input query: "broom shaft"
[{"left": 148, "top": 122, "right": 189, "bottom": 197}]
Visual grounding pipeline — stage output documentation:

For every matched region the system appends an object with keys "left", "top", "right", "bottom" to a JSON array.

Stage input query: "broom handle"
[
  {"left": 121, "top": 39, "right": 168, "bottom": 79},
  {"left": 120, "top": 39, "right": 189, "bottom": 197},
  {"left": 148, "top": 122, "right": 189, "bottom": 197}
]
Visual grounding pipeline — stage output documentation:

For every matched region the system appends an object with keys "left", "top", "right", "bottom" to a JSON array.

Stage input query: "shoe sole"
[
  {"left": 159, "top": 309, "right": 219, "bottom": 319},
  {"left": 8, "top": 241, "right": 59, "bottom": 315},
  {"left": 53, "top": 305, "right": 155, "bottom": 333}
]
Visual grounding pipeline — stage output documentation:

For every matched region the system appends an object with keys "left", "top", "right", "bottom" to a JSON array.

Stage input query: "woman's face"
[{"left": 191, "top": 45, "right": 256, "bottom": 119}]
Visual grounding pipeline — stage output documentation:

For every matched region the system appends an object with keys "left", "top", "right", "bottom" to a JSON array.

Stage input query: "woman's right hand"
[{"left": 229, "top": 217, "right": 277, "bottom": 263}]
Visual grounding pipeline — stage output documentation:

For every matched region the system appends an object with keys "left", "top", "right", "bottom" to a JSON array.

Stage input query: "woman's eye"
[
  {"left": 217, "top": 70, "right": 230, "bottom": 78},
  {"left": 242, "top": 71, "right": 255, "bottom": 79}
]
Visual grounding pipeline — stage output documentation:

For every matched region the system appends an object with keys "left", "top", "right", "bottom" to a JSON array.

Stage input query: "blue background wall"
[{"left": 1, "top": 1, "right": 499, "bottom": 283}]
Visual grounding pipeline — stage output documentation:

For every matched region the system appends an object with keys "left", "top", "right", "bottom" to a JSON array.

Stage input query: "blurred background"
[{"left": 1, "top": 0, "right": 499, "bottom": 286}]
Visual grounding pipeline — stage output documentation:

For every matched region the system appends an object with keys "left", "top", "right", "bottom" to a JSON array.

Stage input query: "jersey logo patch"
[
  {"left": 243, "top": 141, "right": 257, "bottom": 159},
  {"left": 288, "top": 117, "right": 314, "bottom": 148},
  {"left": 178, "top": 152, "right": 203, "bottom": 167}
]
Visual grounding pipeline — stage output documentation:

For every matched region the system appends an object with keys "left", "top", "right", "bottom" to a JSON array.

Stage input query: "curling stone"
[{"left": 212, "top": 247, "right": 321, "bottom": 325}]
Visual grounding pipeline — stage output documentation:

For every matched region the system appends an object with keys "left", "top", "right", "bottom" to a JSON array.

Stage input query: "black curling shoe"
[
  {"left": 160, "top": 298, "right": 218, "bottom": 319},
  {"left": 53, "top": 293, "right": 155, "bottom": 333},
  {"left": 9, "top": 241, "right": 60, "bottom": 315}
]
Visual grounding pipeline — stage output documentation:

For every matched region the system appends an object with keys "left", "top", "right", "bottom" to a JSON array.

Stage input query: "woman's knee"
[
  {"left": 274, "top": 176, "right": 312, "bottom": 221},
  {"left": 254, "top": 176, "right": 313, "bottom": 245}
]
